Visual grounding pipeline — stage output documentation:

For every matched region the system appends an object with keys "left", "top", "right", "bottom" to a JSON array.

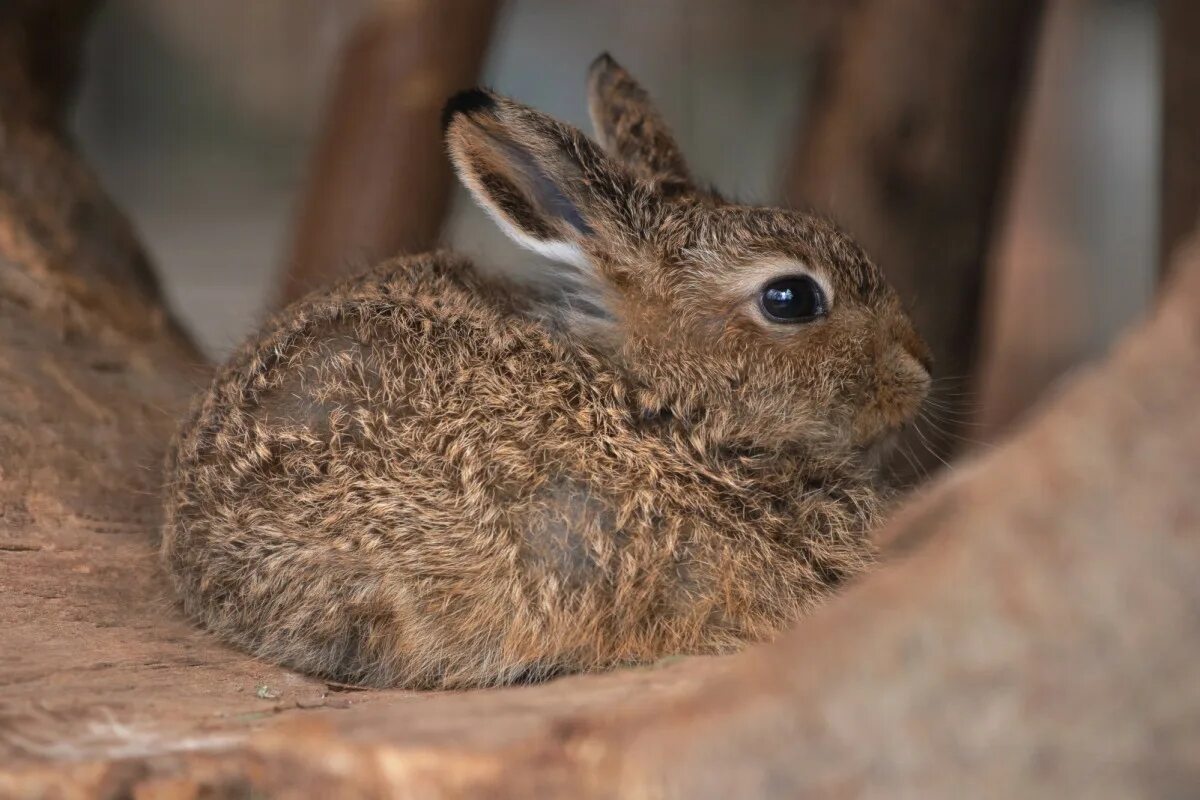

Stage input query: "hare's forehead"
[{"left": 677, "top": 208, "right": 888, "bottom": 301}]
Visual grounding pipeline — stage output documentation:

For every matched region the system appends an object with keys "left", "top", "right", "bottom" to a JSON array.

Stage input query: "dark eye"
[{"left": 759, "top": 275, "right": 827, "bottom": 323}]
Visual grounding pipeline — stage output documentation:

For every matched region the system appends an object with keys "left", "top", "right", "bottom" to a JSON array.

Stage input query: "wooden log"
[
  {"left": 278, "top": 0, "right": 500, "bottom": 305},
  {"left": 786, "top": 0, "right": 1045, "bottom": 474}
]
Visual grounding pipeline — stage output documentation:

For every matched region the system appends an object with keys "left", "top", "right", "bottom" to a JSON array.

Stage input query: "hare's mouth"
[{"left": 856, "top": 429, "right": 903, "bottom": 473}]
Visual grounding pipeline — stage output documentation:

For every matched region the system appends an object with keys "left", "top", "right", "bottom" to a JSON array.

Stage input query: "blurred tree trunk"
[
  {"left": 0, "top": 0, "right": 195, "bottom": 349},
  {"left": 279, "top": 0, "right": 500, "bottom": 305},
  {"left": 973, "top": 0, "right": 1089, "bottom": 439},
  {"left": 1161, "top": 0, "right": 1200, "bottom": 276},
  {"left": 0, "top": 0, "right": 96, "bottom": 128},
  {"left": 786, "top": 0, "right": 1045, "bottom": 476}
]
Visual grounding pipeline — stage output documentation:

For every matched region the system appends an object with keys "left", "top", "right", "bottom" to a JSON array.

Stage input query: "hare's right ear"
[{"left": 587, "top": 53, "right": 692, "bottom": 191}]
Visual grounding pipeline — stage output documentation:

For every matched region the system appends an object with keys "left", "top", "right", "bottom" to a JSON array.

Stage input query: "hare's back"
[
  {"left": 266, "top": 258, "right": 593, "bottom": 447},
  {"left": 169, "top": 256, "right": 601, "bottom": 537}
]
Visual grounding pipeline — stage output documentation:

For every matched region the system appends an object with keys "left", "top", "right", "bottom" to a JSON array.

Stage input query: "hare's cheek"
[
  {"left": 850, "top": 408, "right": 889, "bottom": 448},
  {"left": 850, "top": 347, "right": 930, "bottom": 445},
  {"left": 888, "top": 345, "right": 933, "bottom": 418}
]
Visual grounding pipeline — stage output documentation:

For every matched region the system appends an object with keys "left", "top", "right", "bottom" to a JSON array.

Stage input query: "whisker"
[
  {"left": 919, "top": 397, "right": 982, "bottom": 427},
  {"left": 918, "top": 409, "right": 993, "bottom": 449},
  {"left": 912, "top": 418, "right": 954, "bottom": 472},
  {"left": 892, "top": 440, "right": 927, "bottom": 485}
]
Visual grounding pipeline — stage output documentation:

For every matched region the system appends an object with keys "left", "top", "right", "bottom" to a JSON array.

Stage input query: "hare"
[{"left": 161, "top": 54, "right": 931, "bottom": 690}]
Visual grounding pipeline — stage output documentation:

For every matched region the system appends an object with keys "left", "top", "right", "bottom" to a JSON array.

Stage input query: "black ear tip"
[
  {"left": 441, "top": 88, "right": 496, "bottom": 132},
  {"left": 588, "top": 52, "right": 623, "bottom": 80}
]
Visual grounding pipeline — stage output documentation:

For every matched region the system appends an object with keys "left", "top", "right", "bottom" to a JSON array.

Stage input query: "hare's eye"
[{"left": 759, "top": 276, "right": 827, "bottom": 323}]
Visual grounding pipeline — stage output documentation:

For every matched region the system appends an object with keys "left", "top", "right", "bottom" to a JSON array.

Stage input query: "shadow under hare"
[{"left": 162, "top": 55, "right": 931, "bottom": 690}]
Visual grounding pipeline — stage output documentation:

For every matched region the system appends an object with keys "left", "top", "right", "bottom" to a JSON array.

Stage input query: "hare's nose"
[
  {"left": 910, "top": 344, "right": 933, "bottom": 376},
  {"left": 894, "top": 322, "right": 933, "bottom": 375}
]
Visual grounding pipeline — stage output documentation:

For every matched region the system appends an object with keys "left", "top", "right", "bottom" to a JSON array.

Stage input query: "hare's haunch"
[{"left": 162, "top": 54, "right": 930, "bottom": 689}]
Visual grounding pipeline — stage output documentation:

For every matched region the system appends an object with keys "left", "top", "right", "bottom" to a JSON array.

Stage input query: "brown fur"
[{"left": 161, "top": 55, "right": 930, "bottom": 689}]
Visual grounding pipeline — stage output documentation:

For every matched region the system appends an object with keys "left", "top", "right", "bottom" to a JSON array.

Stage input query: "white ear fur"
[
  {"left": 444, "top": 93, "right": 622, "bottom": 332},
  {"left": 464, "top": 169, "right": 611, "bottom": 330},
  {"left": 491, "top": 208, "right": 616, "bottom": 333},
  {"left": 480, "top": 204, "right": 591, "bottom": 272}
]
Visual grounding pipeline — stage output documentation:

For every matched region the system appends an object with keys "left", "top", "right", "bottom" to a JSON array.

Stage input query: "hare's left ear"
[
  {"left": 443, "top": 89, "right": 642, "bottom": 328},
  {"left": 587, "top": 53, "right": 693, "bottom": 192}
]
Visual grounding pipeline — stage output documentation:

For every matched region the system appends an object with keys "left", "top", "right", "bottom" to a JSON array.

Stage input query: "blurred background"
[{"left": 71, "top": 0, "right": 1170, "bottom": 471}]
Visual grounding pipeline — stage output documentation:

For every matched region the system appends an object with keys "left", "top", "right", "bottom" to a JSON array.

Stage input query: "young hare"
[{"left": 162, "top": 55, "right": 931, "bottom": 689}]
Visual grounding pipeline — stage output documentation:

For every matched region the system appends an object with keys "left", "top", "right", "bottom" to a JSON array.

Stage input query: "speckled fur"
[{"left": 161, "top": 56, "right": 930, "bottom": 689}]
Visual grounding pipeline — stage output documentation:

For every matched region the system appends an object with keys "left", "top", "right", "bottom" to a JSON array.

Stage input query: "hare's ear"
[
  {"left": 587, "top": 53, "right": 692, "bottom": 191},
  {"left": 443, "top": 89, "right": 638, "bottom": 279}
]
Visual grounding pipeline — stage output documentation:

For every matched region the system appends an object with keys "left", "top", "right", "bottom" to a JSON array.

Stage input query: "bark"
[
  {"left": 1161, "top": 0, "right": 1200, "bottom": 275},
  {"left": 786, "top": 0, "right": 1045, "bottom": 473},
  {"left": 278, "top": 0, "right": 500, "bottom": 305},
  {"left": 4, "top": 2, "right": 1200, "bottom": 796}
]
